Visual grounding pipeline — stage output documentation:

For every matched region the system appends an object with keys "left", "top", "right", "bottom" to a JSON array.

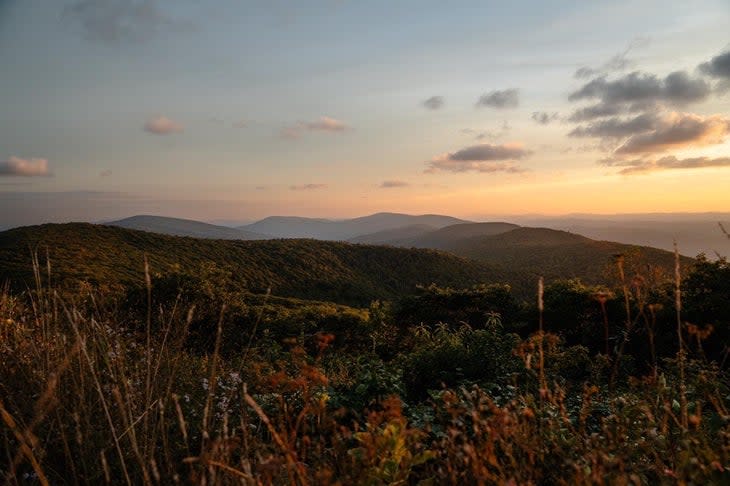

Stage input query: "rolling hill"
[
  {"left": 348, "top": 224, "right": 437, "bottom": 244},
  {"left": 348, "top": 222, "right": 691, "bottom": 284},
  {"left": 108, "top": 215, "right": 269, "bottom": 240},
  {"left": 241, "top": 212, "right": 470, "bottom": 240},
  {"left": 509, "top": 214, "right": 730, "bottom": 258},
  {"left": 0, "top": 223, "right": 520, "bottom": 306},
  {"left": 401, "top": 222, "right": 521, "bottom": 248},
  {"left": 432, "top": 227, "right": 694, "bottom": 284}
]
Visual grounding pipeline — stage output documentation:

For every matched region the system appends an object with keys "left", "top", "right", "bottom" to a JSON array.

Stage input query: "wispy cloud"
[
  {"left": 531, "top": 111, "right": 559, "bottom": 125},
  {"left": 601, "top": 155, "right": 730, "bottom": 175},
  {"left": 574, "top": 37, "right": 650, "bottom": 79},
  {"left": 422, "top": 96, "right": 444, "bottom": 110},
  {"left": 281, "top": 116, "right": 349, "bottom": 139},
  {"left": 461, "top": 121, "right": 511, "bottom": 141},
  {"left": 289, "top": 183, "right": 327, "bottom": 190},
  {"left": 426, "top": 143, "right": 530, "bottom": 173},
  {"left": 476, "top": 89, "right": 519, "bottom": 109},
  {"left": 64, "top": 0, "right": 192, "bottom": 45},
  {"left": 380, "top": 180, "right": 409, "bottom": 188},
  {"left": 0, "top": 157, "right": 51, "bottom": 177},
  {"left": 144, "top": 115, "right": 184, "bottom": 135}
]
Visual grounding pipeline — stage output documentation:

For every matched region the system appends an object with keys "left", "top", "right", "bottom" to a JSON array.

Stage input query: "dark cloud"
[
  {"left": 289, "top": 183, "right": 327, "bottom": 190},
  {"left": 448, "top": 143, "right": 529, "bottom": 161},
  {"left": 0, "top": 157, "right": 51, "bottom": 177},
  {"left": 570, "top": 111, "right": 730, "bottom": 155},
  {"left": 476, "top": 89, "right": 519, "bottom": 109},
  {"left": 600, "top": 155, "right": 730, "bottom": 175},
  {"left": 64, "top": 0, "right": 192, "bottom": 45},
  {"left": 569, "top": 112, "right": 660, "bottom": 138},
  {"left": 422, "top": 96, "right": 444, "bottom": 110},
  {"left": 568, "top": 71, "right": 710, "bottom": 122},
  {"left": 568, "top": 102, "right": 625, "bottom": 122},
  {"left": 531, "top": 111, "right": 559, "bottom": 125},
  {"left": 380, "top": 180, "right": 409, "bottom": 188},
  {"left": 614, "top": 113, "right": 730, "bottom": 155},
  {"left": 426, "top": 143, "right": 530, "bottom": 173},
  {"left": 699, "top": 50, "right": 730, "bottom": 79}
]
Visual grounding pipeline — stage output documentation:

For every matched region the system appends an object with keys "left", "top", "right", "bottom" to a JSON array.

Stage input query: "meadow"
[{"left": 1, "top": 228, "right": 730, "bottom": 484}]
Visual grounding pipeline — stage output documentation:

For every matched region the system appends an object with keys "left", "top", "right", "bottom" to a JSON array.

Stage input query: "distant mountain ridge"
[
  {"left": 348, "top": 224, "right": 437, "bottom": 244},
  {"left": 108, "top": 215, "right": 269, "bottom": 240},
  {"left": 240, "top": 212, "right": 470, "bottom": 240}
]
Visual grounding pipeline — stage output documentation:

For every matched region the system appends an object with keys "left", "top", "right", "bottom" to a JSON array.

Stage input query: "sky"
[{"left": 1, "top": 0, "right": 730, "bottom": 226}]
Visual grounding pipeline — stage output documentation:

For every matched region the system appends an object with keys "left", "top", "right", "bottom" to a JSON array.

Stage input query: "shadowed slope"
[{"left": 0, "top": 223, "right": 522, "bottom": 306}]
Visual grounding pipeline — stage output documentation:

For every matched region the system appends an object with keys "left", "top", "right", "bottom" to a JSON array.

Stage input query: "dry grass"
[{"left": 2, "top": 252, "right": 730, "bottom": 485}]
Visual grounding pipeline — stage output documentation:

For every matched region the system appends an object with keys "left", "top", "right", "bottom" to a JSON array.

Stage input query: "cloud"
[
  {"left": 426, "top": 143, "right": 530, "bottom": 173},
  {"left": 574, "top": 37, "right": 650, "bottom": 79},
  {"left": 422, "top": 96, "right": 444, "bottom": 110},
  {"left": 64, "top": 0, "right": 191, "bottom": 45},
  {"left": 289, "top": 183, "right": 327, "bottom": 190},
  {"left": 568, "top": 71, "right": 711, "bottom": 121},
  {"left": 380, "top": 180, "right": 409, "bottom": 188},
  {"left": 569, "top": 112, "right": 660, "bottom": 139},
  {"left": 531, "top": 111, "right": 559, "bottom": 125},
  {"left": 462, "top": 121, "right": 511, "bottom": 141},
  {"left": 233, "top": 120, "right": 248, "bottom": 128},
  {"left": 0, "top": 157, "right": 51, "bottom": 177},
  {"left": 144, "top": 115, "right": 183, "bottom": 135},
  {"left": 100, "top": 169, "right": 113, "bottom": 177},
  {"left": 570, "top": 111, "right": 730, "bottom": 155},
  {"left": 476, "top": 89, "right": 519, "bottom": 109},
  {"left": 699, "top": 50, "right": 730, "bottom": 79},
  {"left": 600, "top": 155, "right": 730, "bottom": 175},
  {"left": 282, "top": 116, "right": 349, "bottom": 139},
  {"left": 614, "top": 112, "right": 730, "bottom": 155},
  {"left": 568, "top": 102, "right": 626, "bottom": 122},
  {"left": 305, "top": 116, "right": 347, "bottom": 131}
]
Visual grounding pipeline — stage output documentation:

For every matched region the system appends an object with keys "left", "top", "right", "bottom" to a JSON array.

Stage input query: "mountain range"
[
  {"left": 1, "top": 219, "right": 693, "bottom": 305},
  {"left": 109, "top": 215, "right": 268, "bottom": 240},
  {"left": 239, "top": 213, "right": 470, "bottom": 240},
  {"left": 102, "top": 212, "right": 729, "bottom": 259}
]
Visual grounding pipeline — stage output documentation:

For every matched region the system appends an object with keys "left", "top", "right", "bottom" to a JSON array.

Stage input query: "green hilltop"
[{"left": 0, "top": 223, "right": 520, "bottom": 306}]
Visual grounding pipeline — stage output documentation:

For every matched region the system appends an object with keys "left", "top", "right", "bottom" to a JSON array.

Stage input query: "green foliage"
[
  {"left": 0, "top": 223, "right": 516, "bottom": 306},
  {"left": 401, "top": 321, "right": 522, "bottom": 400},
  {"left": 3, "top": 223, "right": 730, "bottom": 485},
  {"left": 447, "top": 227, "right": 693, "bottom": 286},
  {"left": 394, "top": 283, "right": 522, "bottom": 330},
  {"left": 682, "top": 256, "right": 730, "bottom": 357}
]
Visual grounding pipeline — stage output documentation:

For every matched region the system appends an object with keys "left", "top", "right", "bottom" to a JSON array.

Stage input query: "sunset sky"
[{"left": 1, "top": 0, "right": 729, "bottom": 226}]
